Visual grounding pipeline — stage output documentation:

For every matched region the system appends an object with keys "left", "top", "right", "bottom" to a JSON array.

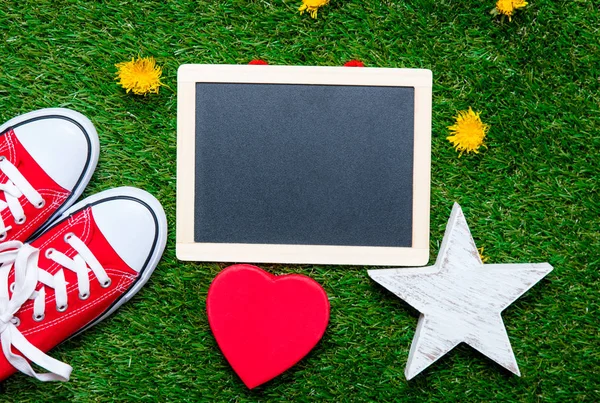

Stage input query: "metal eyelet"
[
  {"left": 79, "top": 291, "right": 90, "bottom": 300},
  {"left": 0, "top": 156, "right": 5, "bottom": 162},
  {"left": 101, "top": 278, "right": 112, "bottom": 288},
  {"left": 33, "top": 313, "right": 45, "bottom": 322},
  {"left": 35, "top": 199, "right": 46, "bottom": 209},
  {"left": 45, "top": 248, "right": 55, "bottom": 258},
  {"left": 56, "top": 304, "right": 68, "bottom": 312},
  {"left": 64, "top": 232, "right": 74, "bottom": 243},
  {"left": 0, "top": 233, "right": 6, "bottom": 241},
  {"left": 9, "top": 282, "right": 15, "bottom": 293},
  {"left": 10, "top": 317, "right": 20, "bottom": 327},
  {"left": 15, "top": 216, "right": 26, "bottom": 225}
]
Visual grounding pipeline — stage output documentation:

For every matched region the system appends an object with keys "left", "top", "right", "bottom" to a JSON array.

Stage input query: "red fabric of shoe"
[
  {"left": 0, "top": 109, "right": 99, "bottom": 243},
  {"left": 0, "top": 187, "right": 167, "bottom": 381}
]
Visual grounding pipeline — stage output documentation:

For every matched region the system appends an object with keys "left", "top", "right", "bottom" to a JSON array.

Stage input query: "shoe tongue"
[
  {"left": 31, "top": 211, "right": 93, "bottom": 282},
  {"left": 5, "top": 247, "right": 83, "bottom": 299}
]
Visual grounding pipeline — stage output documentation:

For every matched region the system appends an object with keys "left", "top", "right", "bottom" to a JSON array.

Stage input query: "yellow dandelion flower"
[
  {"left": 115, "top": 56, "right": 163, "bottom": 95},
  {"left": 447, "top": 107, "right": 490, "bottom": 155},
  {"left": 478, "top": 247, "right": 490, "bottom": 263},
  {"left": 299, "top": 0, "right": 329, "bottom": 19},
  {"left": 495, "top": 0, "right": 528, "bottom": 21}
]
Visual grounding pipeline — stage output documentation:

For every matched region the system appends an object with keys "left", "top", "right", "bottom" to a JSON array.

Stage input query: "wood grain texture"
[{"left": 368, "top": 203, "right": 553, "bottom": 380}]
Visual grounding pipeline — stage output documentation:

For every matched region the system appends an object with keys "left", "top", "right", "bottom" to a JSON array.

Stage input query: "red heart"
[{"left": 207, "top": 264, "right": 330, "bottom": 389}]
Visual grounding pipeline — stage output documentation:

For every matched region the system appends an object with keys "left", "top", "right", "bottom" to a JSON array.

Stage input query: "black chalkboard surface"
[
  {"left": 194, "top": 83, "right": 414, "bottom": 247},
  {"left": 177, "top": 65, "right": 431, "bottom": 265}
]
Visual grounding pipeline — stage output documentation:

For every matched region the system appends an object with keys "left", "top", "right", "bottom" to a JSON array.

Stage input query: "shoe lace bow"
[{"left": 0, "top": 235, "right": 110, "bottom": 381}]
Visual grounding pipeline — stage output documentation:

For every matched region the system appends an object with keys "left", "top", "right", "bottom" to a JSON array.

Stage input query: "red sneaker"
[
  {"left": 0, "top": 187, "right": 167, "bottom": 381},
  {"left": 0, "top": 108, "right": 99, "bottom": 242}
]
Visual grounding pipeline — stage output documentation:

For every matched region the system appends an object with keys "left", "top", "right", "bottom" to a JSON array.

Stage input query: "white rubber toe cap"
[
  {"left": 10, "top": 110, "right": 97, "bottom": 191},
  {"left": 91, "top": 197, "right": 159, "bottom": 272}
]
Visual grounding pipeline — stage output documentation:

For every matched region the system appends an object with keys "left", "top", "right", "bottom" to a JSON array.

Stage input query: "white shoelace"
[
  {"left": 0, "top": 157, "right": 45, "bottom": 239},
  {"left": 0, "top": 236, "right": 111, "bottom": 381}
]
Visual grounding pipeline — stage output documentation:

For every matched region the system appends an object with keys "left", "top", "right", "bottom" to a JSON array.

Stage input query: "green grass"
[{"left": 0, "top": 0, "right": 598, "bottom": 401}]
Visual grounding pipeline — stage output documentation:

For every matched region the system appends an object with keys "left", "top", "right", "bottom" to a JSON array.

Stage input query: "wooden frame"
[{"left": 177, "top": 64, "right": 432, "bottom": 266}]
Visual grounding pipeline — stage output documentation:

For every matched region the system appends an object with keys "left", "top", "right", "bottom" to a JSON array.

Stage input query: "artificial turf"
[{"left": 0, "top": 0, "right": 598, "bottom": 401}]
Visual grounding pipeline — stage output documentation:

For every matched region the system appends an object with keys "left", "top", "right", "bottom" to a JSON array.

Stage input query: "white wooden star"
[{"left": 368, "top": 203, "right": 553, "bottom": 379}]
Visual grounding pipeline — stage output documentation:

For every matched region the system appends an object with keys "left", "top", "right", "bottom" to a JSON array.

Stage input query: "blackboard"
[
  {"left": 177, "top": 65, "right": 432, "bottom": 265},
  {"left": 194, "top": 83, "right": 414, "bottom": 247}
]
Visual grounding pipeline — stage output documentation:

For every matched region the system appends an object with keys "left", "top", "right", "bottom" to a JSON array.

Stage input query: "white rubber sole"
[
  {"left": 50, "top": 186, "right": 168, "bottom": 337},
  {"left": 0, "top": 108, "right": 100, "bottom": 233}
]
